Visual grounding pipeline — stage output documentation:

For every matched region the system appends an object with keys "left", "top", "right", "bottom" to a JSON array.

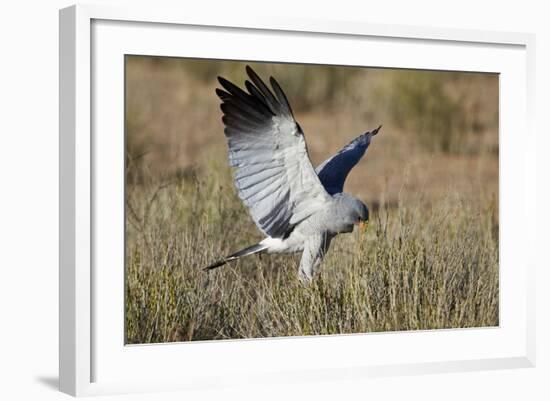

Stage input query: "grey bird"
[{"left": 205, "top": 66, "right": 381, "bottom": 280}]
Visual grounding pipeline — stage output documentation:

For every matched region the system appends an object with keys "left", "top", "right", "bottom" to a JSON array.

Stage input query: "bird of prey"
[{"left": 205, "top": 65, "right": 381, "bottom": 280}]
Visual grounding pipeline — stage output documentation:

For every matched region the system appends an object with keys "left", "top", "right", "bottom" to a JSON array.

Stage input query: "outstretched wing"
[
  {"left": 216, "top": 66, "right": 331, "bottom": 239},
  {"left": 315, "top": 126, "right": 381, "bottom": 195}
]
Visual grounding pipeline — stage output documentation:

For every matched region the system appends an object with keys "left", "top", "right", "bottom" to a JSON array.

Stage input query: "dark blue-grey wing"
[
  {"left": 216, "top": 66, "right": 331, "bottom": 239},
  {"left": 315, "top": 126, "right": 381, "bottom": 195}
]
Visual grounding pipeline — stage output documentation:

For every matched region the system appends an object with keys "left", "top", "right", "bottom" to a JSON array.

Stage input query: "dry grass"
[
  {"left": 124, "top": 56, "right": 499, "bottom": 344},
  {"left": 125, "top": 158, "right": 499, "bottom": 344}
]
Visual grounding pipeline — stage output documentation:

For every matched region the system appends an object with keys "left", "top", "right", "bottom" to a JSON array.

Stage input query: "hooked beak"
[{"left": 358, "top": 221, "right": 368, "bottom": 233}]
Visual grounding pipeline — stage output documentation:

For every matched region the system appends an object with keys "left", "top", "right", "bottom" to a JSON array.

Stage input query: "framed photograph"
[{"left": 59, "top": 4, "right": 536, "bottom": 396}]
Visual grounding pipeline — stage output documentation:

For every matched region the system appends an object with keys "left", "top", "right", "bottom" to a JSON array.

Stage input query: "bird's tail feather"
[{"left": 204, "top": 242, "right": 268, "bottom": 271}]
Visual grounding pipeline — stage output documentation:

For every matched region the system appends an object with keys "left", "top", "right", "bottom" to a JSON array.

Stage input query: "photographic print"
[{"left": 125, "top": 57, "right": 499, "bottom": 344}]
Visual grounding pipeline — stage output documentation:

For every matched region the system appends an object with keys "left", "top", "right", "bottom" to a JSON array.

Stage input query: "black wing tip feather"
[
  {"left": 217, "top": 75, "right": 234, "bottom": 87},
  {"left": 215, "top": 66, "right": 295, "bottom": 120},
  {"left": 216, "top": 76, "right": 275, "bottom": 121},
  {"left": 245, "top": 64, "right": 256, "bottom": 78},
  {"left": 244, "top": 65, "right": 267, "bottom": 87},
  {"left": 216, "top": 65, "right": 290, "bottom": 114},
  {"left": 360, "top": 125, "right": 382, "bottom": 140},
  {"left": 244, "top": 66, "right": 285, "bottom": 113},
  {"left": 215, "top": 88, "right": 231, "bottom": 101},
  {"left": 217, "top": 75, "right": 230, "bottom": 90},
  {"left": 353, "top": 125, "right": 382, "bottom": 145},
  {"left": 269, "top": 76, "right": 294, "bottom": 117},
  {"left": 372, "top": 125, "right": 382, "bottom": 136}
]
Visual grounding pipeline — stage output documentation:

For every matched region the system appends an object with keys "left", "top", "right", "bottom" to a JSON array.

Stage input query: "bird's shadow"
[{"left": 35, "top": 375, "right": 58, "bottom": 391}]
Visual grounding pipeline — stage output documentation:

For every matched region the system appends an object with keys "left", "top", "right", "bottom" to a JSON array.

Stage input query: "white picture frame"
[{"left": 59, "top": 4, "right": 536, "bottom": 397}]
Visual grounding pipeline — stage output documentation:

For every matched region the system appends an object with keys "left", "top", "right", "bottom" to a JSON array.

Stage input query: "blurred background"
[{"left": 125, "top": 56, "right": 498, "bottom": 212}]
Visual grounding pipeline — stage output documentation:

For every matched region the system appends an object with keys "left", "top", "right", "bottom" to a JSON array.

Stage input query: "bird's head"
[{"left": 336, "top": 194, "right": 369, "bottom": 234}]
